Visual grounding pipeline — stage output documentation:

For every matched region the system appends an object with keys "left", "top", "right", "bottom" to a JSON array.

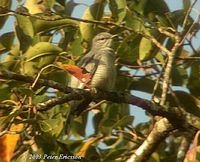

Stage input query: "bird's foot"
[{"left": 90, "top": 87, "right": 97, "bottom": 94}]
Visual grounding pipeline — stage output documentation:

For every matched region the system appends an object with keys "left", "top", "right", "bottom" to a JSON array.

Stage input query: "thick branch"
[
  {"left": 126, "top": 118, "right": 173, "bottom": 162},
  {"left": 0, "top": 68, "right": 73, "bottom": 94},
  {"left": 0, "top": 68, "right": 199, "bottom": 131},
  {"left": 37, "top": 94, "right": 83, "bottom": 111}
]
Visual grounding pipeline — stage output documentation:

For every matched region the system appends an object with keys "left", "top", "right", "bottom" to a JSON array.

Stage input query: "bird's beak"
[
  {"left": 111, "top": 34, "right": 123, "bottom": 43},
  {"left": 111, "top": 34, "right": 118, "bottom": 39}
]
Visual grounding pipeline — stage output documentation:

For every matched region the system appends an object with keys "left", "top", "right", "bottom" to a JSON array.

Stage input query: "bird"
[
  {"left": 69, "top": 32, "right": 117, "bottom": 91},
  {"left": 66, "top": 32, "right": 117, "bottom": 134}
]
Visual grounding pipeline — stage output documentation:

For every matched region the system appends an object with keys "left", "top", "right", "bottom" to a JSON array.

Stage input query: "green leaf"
[
  {"left": 139, "top": 30, "right": 165, "bottom": 61},
  {"left": 24, "top": 42, "right": 62, "bottom": 75},
  {"left": 25, "top": 0, "right": 53, "bottom": 14},
  {"left": 139, "top": 37, "right": 153, "bottom": 60},
  {"left": 155, "top": 15, "right": 170, "bottom": 27},
  {"left": 167, "top": 91, "right": 200, "bottom": 118},
  {"left": 0, "top": 0, "right": 12, "bottom": 29},
  {"left": 126, "top": 0, "right": 169, "bottom": 27},
  {"left": 187, "top": 63, "right": 200, "bottom": 97},
  {"left": 58, "top": 26, "right": 77, "bottom": 50},
  {"left": 71, "top": 33, "right": 84, "bottom": 56},
  {"left": 144, "top": 0, "right": 169, "bottom": 16},
  {"left": 131, "top": 78, "right": 160, "bottom": 94},
  {"left": 99, "top": 118, "right": 116, "bottom": 135},
  {"left": 57, "top": 138, "right": 83, "bottom": 152},
  {"left": 80, "top": 0, "right": 105, "bottom": 42},
  {"left": 15, "top": 15, "right": 34, "bottom": 52},
  {"left": 13, "top": 87, "right": 34, "bottom": 97},
  {"left": 55, "top": 0, "right": 65, "bottom": 6},
  {"left": 39, "top": 120, "right": 53, "bottom": 132},
  {"left": 103, "top": 149, "right": 127, "bottom": 161},
  {"left": 102, "top": 137, "right": 118, "bottom": 146},
  {"left": 0, "top": 83, "right": 10, "bottom": 101},
  {"left": 167, "top": 9, "right": 193, "bottom": 29},
  {"left": 125, "top": 9, "right": 145, "bottom": 31},
  {"left": 108, "top": 0, "right": 127, "bottom": 23},
  {"left": 0, "top": 116, "right": 8, "bottom": 126},
  {"left": 160, "top": 153, "right": 180, "bottom": 162},
  {"left": 115, "top": 74, "right": 132, "bottom": 91},
  {"left": 117, "top": 34, "right": 140, "bottom": 64},
  {"left": 65, "top": 0, "right": 79, "bottom": 16},
  {"left": 71, "top": 114, "right": 87, "bottom": 137},
  {"left": 84, "top": 145, "right": 101, "bottom": 161},
  {"left": 149, "top": 152, "right": 160, "bottom": 162},
  {"left": 35, "top": 133, "right": 58, "bottom": 154},
  {"left": 39, "top": 115, "right": 64, "bottom": 136},
  {"left": 2, "top": 45, "right": 20, "bottom": 70},
  {"left": 99, "top": 103, "right": 130, "bottom": 134},
  {"left": 171, "top": 66, "right": 188, "bottom": 86},
  {"left": 32, "top": 17, "right": 78, "bottom": 34},
  {"left": 32, "top": 94, "right": 48, "bottom": 104},
  {"left": 102, "top": 103, "right": 130, "bottom": 121},
  {"left": 127, "top": 0, "right": 147, "bottom": 15},
  {"left": 135, "top": 122, "right": 151, "bottom": 135},
  {"left": 25, "top": 42, "right": 62, "bottom": 58},
  {"left": 183, "top": 0, "right": 191, "bottom": 11},
  {"left": 93, "top": 112, "right": 103, "bottom": 134},
  {"left": 0, "top": 32, "right": 15, "bottom": 55},
  {"left": 15, "top": 150, "right": 30, "bottom": 162},
  {"left": 113, "top": 115, "right": 134, "bottom": 128},
  {"left": 46, "top": 70, "right": 68, "bottom": 85},
  {"left": 155, "top": 52, "right": 165, "bottom": 64}
]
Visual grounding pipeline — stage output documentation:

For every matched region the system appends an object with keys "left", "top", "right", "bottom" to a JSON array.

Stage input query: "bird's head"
[{"left": 91, "top": 32, "right": 117, "bottom": 50}]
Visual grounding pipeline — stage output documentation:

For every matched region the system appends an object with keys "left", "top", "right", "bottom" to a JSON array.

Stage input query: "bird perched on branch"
[
  {"left": 69, "top": 32, "right": 117, "bottom": 91},
  {"left": 66, "top": 32, "right": 117, "bottom": 134}
]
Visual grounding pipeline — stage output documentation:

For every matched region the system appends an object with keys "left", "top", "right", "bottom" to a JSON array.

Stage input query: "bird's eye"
[
  {"left": 99, "top": 37, "right": 109, "bottom": 41},
  {"left": 37, "top": 0, "right": 44, "bottom": 4}
]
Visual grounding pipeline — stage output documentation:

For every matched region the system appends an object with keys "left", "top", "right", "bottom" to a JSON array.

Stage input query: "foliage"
[{"left": 0, "top": 0, "right": 200, "bottom": 162}]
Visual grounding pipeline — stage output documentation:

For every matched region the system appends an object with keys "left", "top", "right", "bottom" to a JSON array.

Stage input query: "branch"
[
  {"left": 182, "top": 0, "right": 198, "bottom": 34},
  {"left": 117, "top": 62, "right": 162, "bottom": 69},
  {"left": 0, "top": 68, "right": 73, "bottom": 94},
  {"left": 126, "top": 118, "right": 173, "bottom": 162},
  {"left": 176, "top": 56, "right": 200, "bottom": 60},
  {"left": 37, "top": 94, "right": 84, "bottom": 111},
  {"left": 0, "top": 68, "right": 200, "bottom": 130},
  {"left": 0, "top": 6, "right": 134, "bottom": 32},
  {"left": 176, "top": 133, "right": 194, "bottom": 162},
  {"left": 160, "top": 34, "right": 180, "bottom": 105}
]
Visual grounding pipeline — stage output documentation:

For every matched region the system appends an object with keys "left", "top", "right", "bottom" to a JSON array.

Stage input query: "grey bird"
[
  {"left": 66, "top": 32, "right": 117, "bottom": 134},
  {"left": 69, "top": 32, "right": 116, "bottom": 90}
]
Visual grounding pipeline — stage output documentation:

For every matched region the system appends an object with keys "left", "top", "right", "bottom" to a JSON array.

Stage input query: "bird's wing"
[
  {"left": 77, "top": 50, "right": 100, "bottom": 76},
  {"left": 77, "top": 51, "right": 95, "bottom": 67}
]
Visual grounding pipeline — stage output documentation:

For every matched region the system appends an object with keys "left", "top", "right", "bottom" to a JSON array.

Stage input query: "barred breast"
[{"left": 91, "top": 49, "right": 116, "bottom": 91}]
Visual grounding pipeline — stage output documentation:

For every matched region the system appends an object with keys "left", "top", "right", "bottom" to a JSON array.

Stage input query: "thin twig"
[
  {"left": 160, "top": 34, "right": 180, "bottom": 105},
  {"left": 182, "top": 0, "right": 198, "bottom": 31},
  {"left": 31, "top": 64, "right": 61, "bottom": 89},
  {"left": 83, "top": 100, "right": 106, "bottom": 113}
]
